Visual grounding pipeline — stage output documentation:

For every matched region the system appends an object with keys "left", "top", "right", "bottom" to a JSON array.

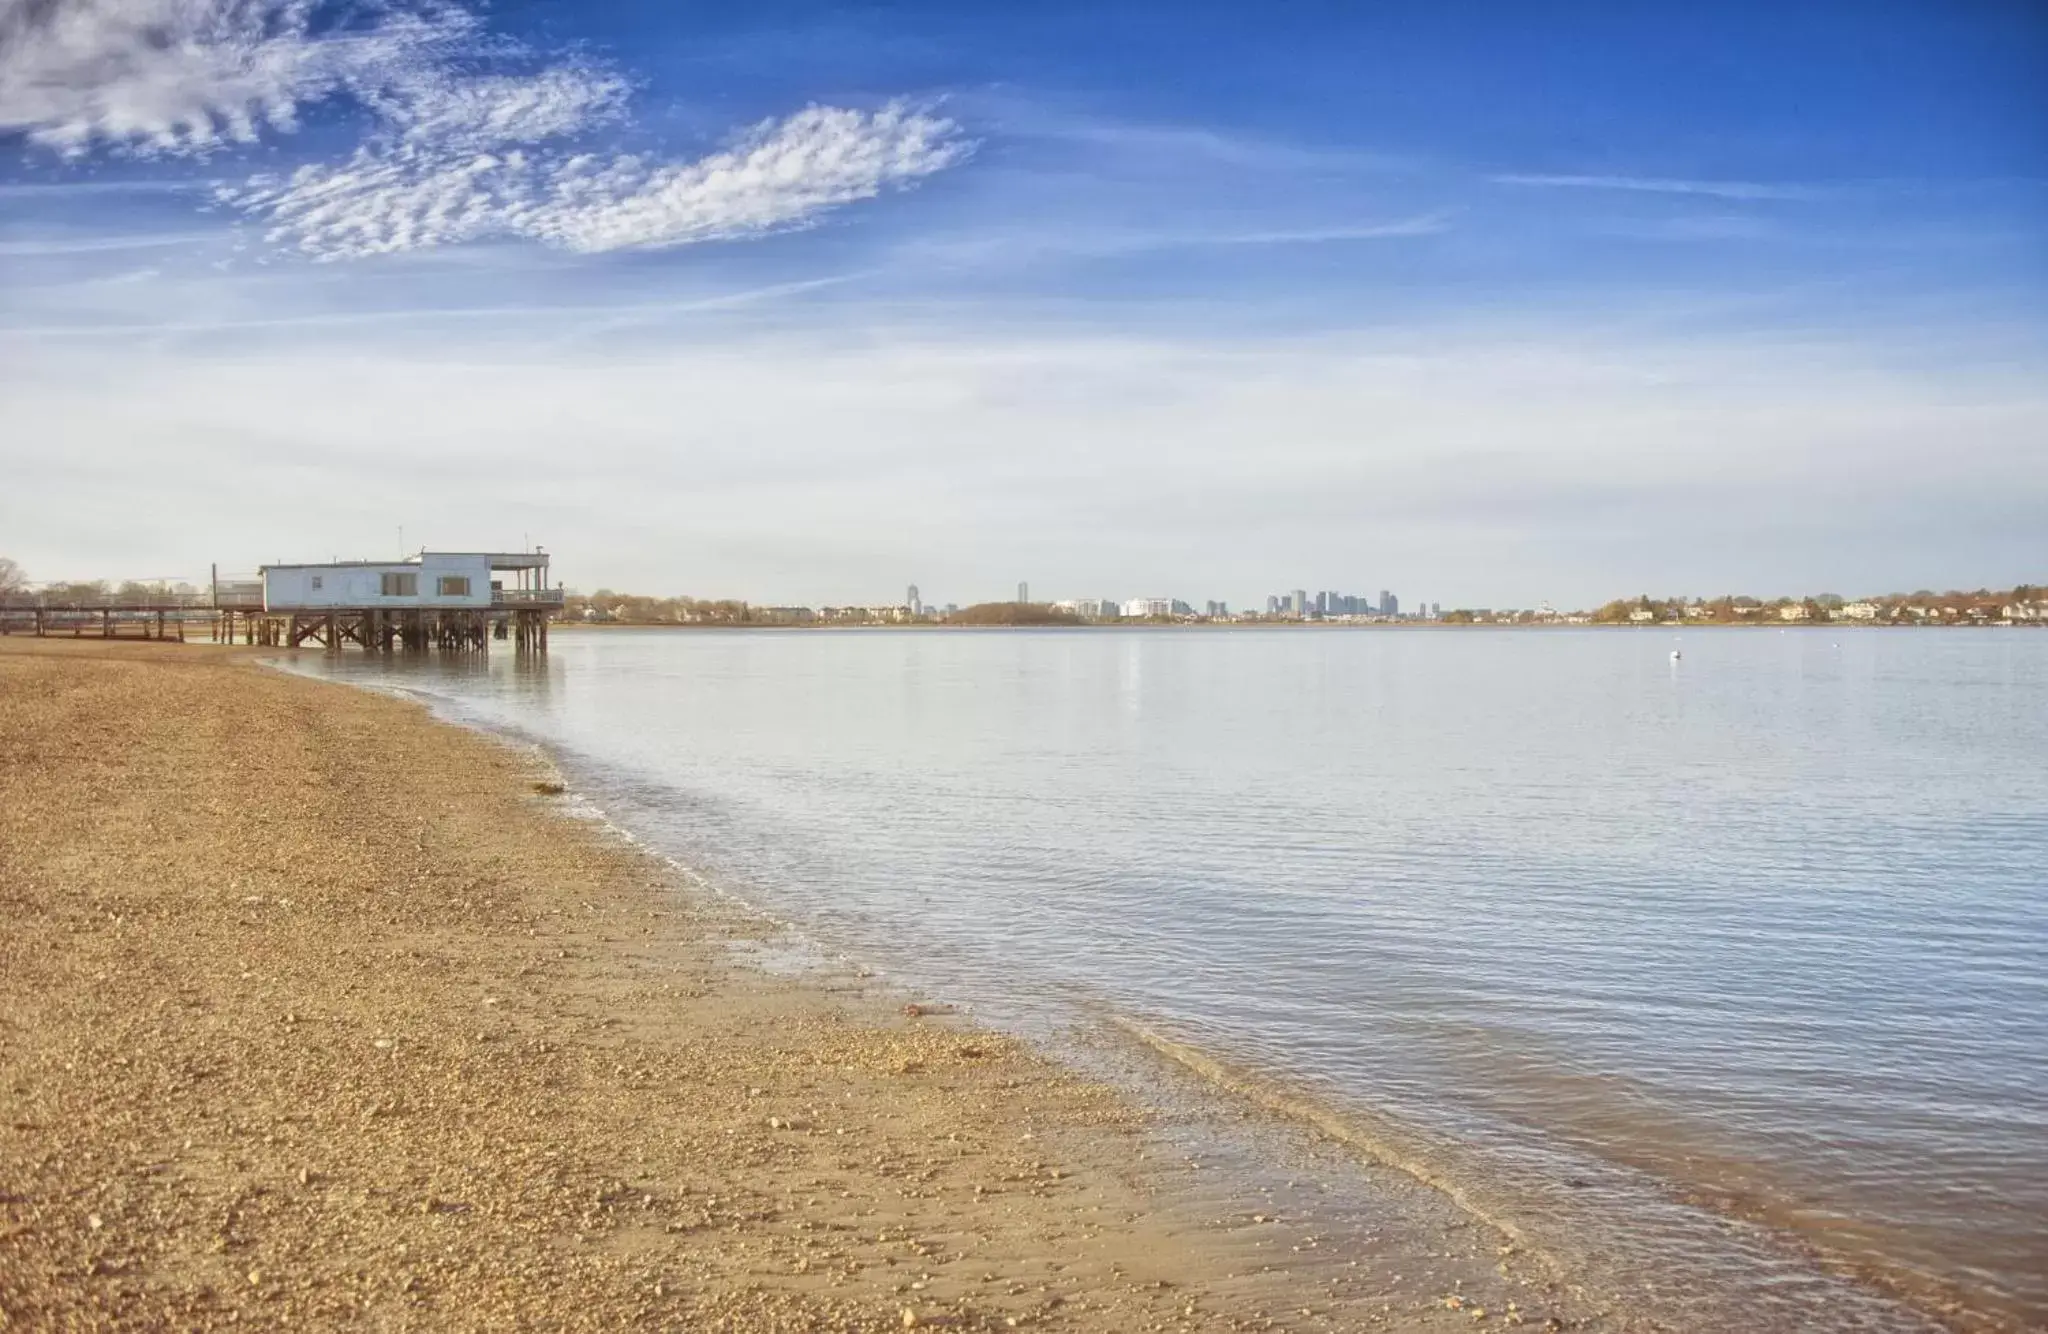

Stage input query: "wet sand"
[{"left": 0, "top": 637, "right": 1590, "bottom": 1331}]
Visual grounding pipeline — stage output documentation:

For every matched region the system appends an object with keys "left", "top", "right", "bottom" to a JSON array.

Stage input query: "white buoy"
[{"left": 1671, "top": 649, "right": 1682, "bottom": 661}]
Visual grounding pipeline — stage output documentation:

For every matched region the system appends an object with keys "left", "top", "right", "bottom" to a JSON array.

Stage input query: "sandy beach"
[{"left": 0, "top": 637, "right": 1586, "bottom": 1332}]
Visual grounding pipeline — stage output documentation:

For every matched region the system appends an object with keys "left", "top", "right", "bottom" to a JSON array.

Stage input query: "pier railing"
[
  {"left": 1, "top": 593, "right": 228, "bottom": 611},
  {"left": 3, "top": 589, "right": 563, "bottom": 611},
  {"left": 492, "top": 588, "right": 566, "bottom": 607}
]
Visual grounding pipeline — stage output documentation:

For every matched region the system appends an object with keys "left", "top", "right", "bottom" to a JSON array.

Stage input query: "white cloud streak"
[
  {"left": 0, "top": 273, "right": 860, "bottom": 336},
  {"left": 1204, "top": 212, "right": 1455, "bottom": 246},
  {"left": 0, "top": 0, "right": 471, "bottom": 156},
  {"left": 2, "top": 0, "right": 968, "bottom": 258},
  {"left": 0, "top": 231, "right": 217, "bottom": 255},
  {"left": 382, "top": 63, "right": 630, "bottom": 149},
  {"left": 1492, "top": 173, "right": 1817, "bottom": 201},
  {"left": 0, "top": 179, "right": 213, "bottom": 198},
  {"left": 891, "top": 211, "right": 1452, "bottom": 270},
  {"left": 222, "top": 101, "right": 968, "bottom": 259}
]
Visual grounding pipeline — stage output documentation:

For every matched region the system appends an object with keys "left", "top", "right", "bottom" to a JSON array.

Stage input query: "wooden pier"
[
  {"left": 2, "top": 552, "right": 558, "bottom": 655},
  {"left": 0, "top": 600, "right": 552, "bottom": 654},
  {"left": 210, "top": 605, "right": 550, "bottom": 652},
  {"left": 0, "top": 601, "right": 201, "bottom": 642}
]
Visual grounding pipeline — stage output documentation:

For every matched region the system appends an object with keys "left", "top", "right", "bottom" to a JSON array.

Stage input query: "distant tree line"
[
  {"left": 947, "top": 602, "right": 1081, "bottom": 626},
  {"left": 565, "top": 591, "right": 1088, "bottom": 627},
  {"left": 566, "top": 591, "right": 753, "bottom": 624},
  {"left": 1588, "top": 586, "right": 2042, "bottom": 624},
  {"left": 0, "top": 560, "right": 203, "bottom": 605}
]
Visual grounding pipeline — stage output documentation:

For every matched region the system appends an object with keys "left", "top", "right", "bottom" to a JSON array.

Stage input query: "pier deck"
[{"left": 0, "top": 594, "right": 554, "bottom": 653}]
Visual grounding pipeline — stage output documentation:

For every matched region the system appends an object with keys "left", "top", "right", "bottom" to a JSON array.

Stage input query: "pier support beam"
[{"left": 214, "top": 604, "right": 548, "bottom": 655}]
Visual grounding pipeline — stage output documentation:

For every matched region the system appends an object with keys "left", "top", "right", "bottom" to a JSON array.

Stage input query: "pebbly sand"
[{"left": 0, "top": 637, "right": 1595, "bottom": 1332}]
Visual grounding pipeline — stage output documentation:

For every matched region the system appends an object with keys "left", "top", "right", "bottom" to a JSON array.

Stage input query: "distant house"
[
  {"left": 1779, "top": 604, "right": 1811, "bottom": 621},
  {"left": 261, "top": 551, "right": 556, "bottom": 612},
  {"left": 1839, "top": 601, "right": 1881, "bottom": 621},
  {"left": 1627, "top": 609, "right": 1655, "bottom": 623}
]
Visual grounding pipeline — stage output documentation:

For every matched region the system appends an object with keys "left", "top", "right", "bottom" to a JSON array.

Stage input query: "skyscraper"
[
  {"left": 907, "top": 584, "right": 921, "bottom": 616},
  {"left": 1018, "top": 581, "right": 1030, "bottom": 604},
  {"left": 1291, "top": 589, "right": 1308, "bottom": 617}
]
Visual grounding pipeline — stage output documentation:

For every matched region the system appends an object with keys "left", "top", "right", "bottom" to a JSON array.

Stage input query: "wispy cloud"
[
  {"left": 0, "top": 231, "right": 219, "bottom": 256},
  {"left": 1021, "top": 116, "right": 1396, "bottom": 174},
  {"left": 0, "top": 179, "right": 214, "bottom": 199},
  {"left": 1491, "top": 173, "right": 1818, "bottom": 202},
  {"left": 897, "top": 211, "right": 1453, "bottom": 269},
  {"left": 223, "top": 101, "right": 967, "bottom": 259},
  {"left": 378, "top": 62, "right": 632, "bottom": 150},
  {"left": 964, "top": 95, "right": 1426, "bottom": 177},
  {"left": 0, "top": 272, "right": 864, "bottom": 338},
  {"left": 0, "top": 0, "right": 473, "bottom": 157},
  {"left": 2, "top": 0, "right": 969, "bottom": 259},
  {"left": 1203, "top": 212, "right": 1456, "bottom": 246}
]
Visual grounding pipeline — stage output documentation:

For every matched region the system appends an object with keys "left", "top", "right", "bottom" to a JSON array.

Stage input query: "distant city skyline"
[
  {"left": 15, "top": 558, "right": 2044, "bottom": 628},
  {"left": 541, "top": 582, "right": 2048, "bottom": 627}
]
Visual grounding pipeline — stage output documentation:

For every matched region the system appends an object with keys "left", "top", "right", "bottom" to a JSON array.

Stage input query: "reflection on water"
[
  {"left": 286, "top": 627, "right": 2048, "bottom": 1332},
  {"left": 311, "top": 648, "right": 557, "bottom": 700}
]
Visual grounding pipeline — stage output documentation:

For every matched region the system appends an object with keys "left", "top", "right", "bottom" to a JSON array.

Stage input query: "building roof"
[
  {"left": 426, "top": 551, "right": 552, "bottom": 569},
  {"left": 260, "top": 551, "right": 550, "bottom": 573}
]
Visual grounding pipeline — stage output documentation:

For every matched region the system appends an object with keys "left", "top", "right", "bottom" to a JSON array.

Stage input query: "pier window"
[
  {"left": 380, "top": 572, "right": 418, "bottom": 597},
  {"left": 438, "top": 575, "right": 471, "bottom": 597}
]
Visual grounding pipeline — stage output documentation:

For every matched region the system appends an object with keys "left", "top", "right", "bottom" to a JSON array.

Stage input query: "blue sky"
[{"left": 2, "top": 0, "right": 2043, "bottom": 607}]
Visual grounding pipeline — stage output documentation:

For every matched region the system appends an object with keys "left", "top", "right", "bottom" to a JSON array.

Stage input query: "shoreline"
[
  {"left": 0, "top": 637, "right": 1577, "bottom": 1332},
  {"left": 541, "top": 621, "right": 2037, "bottom": 633}
]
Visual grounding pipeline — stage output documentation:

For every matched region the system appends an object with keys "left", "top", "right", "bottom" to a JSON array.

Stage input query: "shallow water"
[{"left": 290, "top": 627, "right": 2048, "bottom": 1330}]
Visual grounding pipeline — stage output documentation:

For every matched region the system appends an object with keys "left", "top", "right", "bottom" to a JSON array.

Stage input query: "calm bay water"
[{"left": 291, "top": 627, "right": 2048, "bottom": 1330}]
